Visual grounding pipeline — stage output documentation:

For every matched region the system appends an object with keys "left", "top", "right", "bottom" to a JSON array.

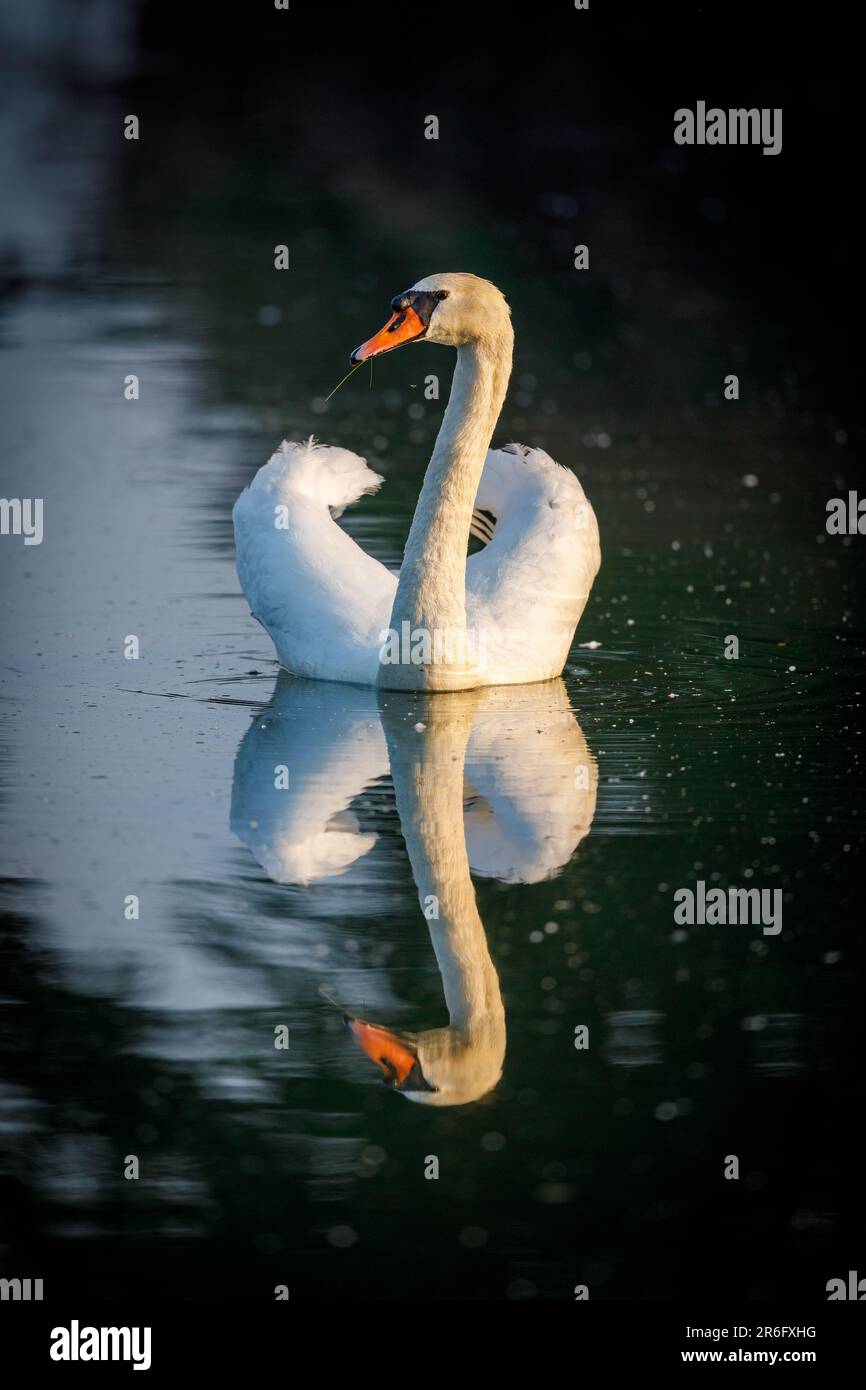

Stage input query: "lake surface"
[{"left": 1, "top": 7, "right": 862, "bottom": 1301}]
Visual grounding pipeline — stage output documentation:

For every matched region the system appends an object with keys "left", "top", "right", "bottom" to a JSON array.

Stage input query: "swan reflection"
[{"left": 231, "top": 677, "right": 597, "bottom": 1106}]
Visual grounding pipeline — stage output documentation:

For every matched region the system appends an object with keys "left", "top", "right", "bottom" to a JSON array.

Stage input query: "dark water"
[{"left": 1, "top": 3, "right": 863, "bottom": 1301}]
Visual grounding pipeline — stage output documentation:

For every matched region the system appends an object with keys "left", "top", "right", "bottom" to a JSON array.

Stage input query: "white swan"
[{"left": 233, "top": 273, "right": 600, "bottom": 691}]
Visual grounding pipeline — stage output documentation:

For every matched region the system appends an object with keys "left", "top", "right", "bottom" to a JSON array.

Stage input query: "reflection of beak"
[
  {"left": 350, "top": 306, "right": 426, "bottom": 363},
  {"left": 349, "top": 1019, "right": 437, "bottom": 1092}
]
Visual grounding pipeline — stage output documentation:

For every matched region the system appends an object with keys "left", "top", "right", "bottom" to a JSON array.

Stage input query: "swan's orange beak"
[
  {"left": 349, "top": 1019, "right": 420, "bottom": 1086},
  {"left": 350, "top": 306, "right": 426, "bottom": 363}
]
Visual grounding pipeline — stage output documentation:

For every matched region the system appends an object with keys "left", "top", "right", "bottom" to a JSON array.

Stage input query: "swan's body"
[{"left": 233, "top": 273, "right": 600, "bottom": 691}]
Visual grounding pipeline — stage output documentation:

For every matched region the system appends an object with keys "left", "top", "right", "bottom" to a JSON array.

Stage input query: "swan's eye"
[{"left": 435, "top": 290, "right": 449, "bottom": 301}]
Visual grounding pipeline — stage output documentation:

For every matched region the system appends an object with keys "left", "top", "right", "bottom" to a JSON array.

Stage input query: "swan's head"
[
  {"left": 348, "top": 1014, "right": 505, "bottom": 1108},
  {"left": 350, "top": 272, "right": 511, "bottom": 362}
]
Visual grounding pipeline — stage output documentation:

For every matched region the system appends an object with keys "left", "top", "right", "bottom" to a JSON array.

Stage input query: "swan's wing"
[
  {"left": 233, "top": 439, "right": 397, "bottom": 684},
  {"left": 466, "top": 444, "right": 601, "bottom": 680},
  {"left": 230, "top": 677, "right": 388, "bottom": 885},
  {"left": 463, "top": 680, "right": 598, "bottom": 884}
]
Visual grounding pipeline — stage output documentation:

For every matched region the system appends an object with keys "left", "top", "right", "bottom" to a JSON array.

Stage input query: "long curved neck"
[{"left": 388, "top": 324, "right": 513, "bottom": 651}]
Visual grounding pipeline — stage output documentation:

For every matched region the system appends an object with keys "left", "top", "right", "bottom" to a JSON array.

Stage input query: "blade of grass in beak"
[{"left": 323, "top": 358, "right": 366, "bottom": 403}]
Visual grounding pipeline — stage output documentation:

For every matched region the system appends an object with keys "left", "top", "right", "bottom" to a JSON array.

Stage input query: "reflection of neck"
[
  {"left": 384, "top": 326, "right": 513, "bottom": 681},
  {"left": 384, "top": 693, "right": 503, "bottom": 1033}
]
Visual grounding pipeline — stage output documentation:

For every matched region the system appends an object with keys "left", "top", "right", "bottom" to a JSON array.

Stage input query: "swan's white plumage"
[
  {"left": 466, "top": 443, "right": 600, "bottom": 684},
  {"left": 232, "top": 438, "right": 396, "bottom": 684},
  {"left": 233, "top": 436, "right": 600, "bottom": 688}
]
